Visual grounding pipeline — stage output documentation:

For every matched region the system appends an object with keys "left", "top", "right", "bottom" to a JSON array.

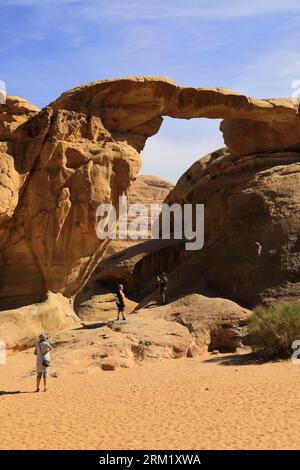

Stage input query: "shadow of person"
[{"left": 0, "top": 391, "right": 35, "bottom": 396}]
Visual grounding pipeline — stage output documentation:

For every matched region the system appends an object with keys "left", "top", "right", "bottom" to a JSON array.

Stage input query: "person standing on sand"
[
  {"left": 34, "top": 333, "right": 53, "bottom": 393},
  {"left": 157, "top": 272, "right": 168, "bottom": 305},
  {"left": 116, "top": 284, "right": 126, "bottom": 321}
]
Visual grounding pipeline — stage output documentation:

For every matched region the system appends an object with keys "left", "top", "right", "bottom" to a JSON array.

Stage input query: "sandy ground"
[{"left": 1, "top": 349, "right": 300, "bottom": 450}]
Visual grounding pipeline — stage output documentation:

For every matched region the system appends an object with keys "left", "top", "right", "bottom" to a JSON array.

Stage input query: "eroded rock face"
[
  {"left": 166, "top": 148, "right": 300, "bottom": 306},
  {"left": 74, "top": 238, "right": 250, "bottom": 354},
  {"left": 0, "top": 103, "right": 140, "bottom": 309},
  {"left": 220, "top": 117, "right": 300, "bottom": 156},
  {"left": 103, "top": 174, "right": 174, "bottom": 259},
  {"left": 0, "top": 96, "right": 39, "bottom": 141}
]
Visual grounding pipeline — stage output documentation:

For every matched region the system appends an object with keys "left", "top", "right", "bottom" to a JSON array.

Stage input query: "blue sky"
[{"left": 1, "top": 0, "right": 300, "bottom": 181}]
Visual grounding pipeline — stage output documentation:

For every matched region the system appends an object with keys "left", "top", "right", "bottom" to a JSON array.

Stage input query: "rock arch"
[
  {"left": 50, "top": 76, "right": 300, "bottom": 156},
  {"left": 0, "top": 76, "right": 299, "bottom": 309}
]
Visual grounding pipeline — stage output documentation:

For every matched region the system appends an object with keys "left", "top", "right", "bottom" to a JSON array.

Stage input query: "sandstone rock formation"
[
  {"left": 51, "top": 314, "right": 195, "bottom": 371},
  {"left": 135, "top": 294, "right": 249, "bottom": 353},
  {"left": 82, "top": 239, "right": 182, "bottom": 296},
  {"left": 0, "top": 292, "right": 79, "bottom": 349},
  {"left": 0, "top": 100, "right": 140, "bottom": 309},
  {"left": 74, "top": 175, "right": 174, "bottom": 319},
  {"left": 164, "top": 147, "right": 300, "bottom": 306},
  {"left": 103, "top": 174, "right": 174, "bottom": 259},
  {"left": 0, "top": 96, "right": 39, "bottom": 141},
  {"left": 78, "top": 140, "right": 300, "bottom": 309},
  {"left": 1, "top": 75, "right": 299, "bottom": 320},
  {"left": 77, "top": 291, "right": 138, "bottom": 323},
  {"left": 75, "top": 238, "right": 250, "bottom": 353},
  {"left": 50, "top": 77, "right": 300, "bottom": 156}
]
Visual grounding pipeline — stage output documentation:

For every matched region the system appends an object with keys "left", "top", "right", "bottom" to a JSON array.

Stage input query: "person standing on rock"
[
  {"left": 157, "top": 272, "right": 168, "bottom": 305},
  {"left": 116, "top": 284, "right": 126, "bottom": 321},
  {"left": 34, "top": 333, "right": 53, "bottom": 392}
]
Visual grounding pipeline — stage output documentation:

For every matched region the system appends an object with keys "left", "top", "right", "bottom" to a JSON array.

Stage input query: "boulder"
[
  {"left": 0, "top": 292, "right": 79, "bottom": 349},
  {"left": 0, "top": 96, "right": 39, "bottom": 141},
  {"left": 220, "top": 117, "right": 300, "bottom": 156},
  {"left": 51, "top": 314, "right": 195, "bottom": 371},
  {"left": 138, "top": 294, "right": 250, "bottom": 353}
]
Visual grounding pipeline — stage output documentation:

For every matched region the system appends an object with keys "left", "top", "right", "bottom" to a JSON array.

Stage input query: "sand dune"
[{"left": 1, "top": 349, "right": 300, "bottom": 450}]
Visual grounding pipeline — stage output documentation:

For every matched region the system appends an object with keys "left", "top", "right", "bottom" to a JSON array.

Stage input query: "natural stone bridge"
[
  {"left": 0, "top": 76, "right": 299, "bottom": 309},
  {"left": 50, "top": 76, "right": 300, "bottom": 156}
]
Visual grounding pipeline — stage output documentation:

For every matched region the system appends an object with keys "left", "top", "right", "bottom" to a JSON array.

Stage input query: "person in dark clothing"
[
  {"left": 157, "top": 272, "right": 168, "bottom": 305},
  {"left": 116, "top": 284, "right": 126, "bottom": 320}
]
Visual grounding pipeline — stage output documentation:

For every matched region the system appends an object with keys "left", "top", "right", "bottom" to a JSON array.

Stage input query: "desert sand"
[{"left": 1, "top": 349, "right": 300, "bottom": 450}]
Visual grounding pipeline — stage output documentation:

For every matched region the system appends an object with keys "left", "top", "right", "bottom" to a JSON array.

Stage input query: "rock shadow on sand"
[{"left": 204, "top": 352, "right": 271, "bottom": 366}]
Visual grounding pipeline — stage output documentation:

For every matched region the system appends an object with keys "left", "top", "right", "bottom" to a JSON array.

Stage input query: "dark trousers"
[{"left": 160, "top": 288, "right": 167, "bottom": 305}]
